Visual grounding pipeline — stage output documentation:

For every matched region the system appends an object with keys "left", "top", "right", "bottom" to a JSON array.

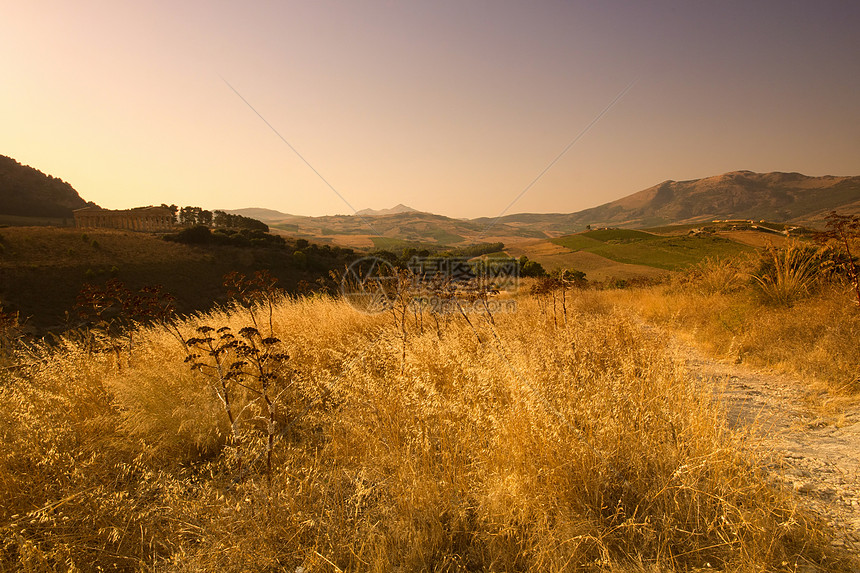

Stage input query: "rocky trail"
[{"left": 670, "top": 335, "right": 860, "bottom": 556}]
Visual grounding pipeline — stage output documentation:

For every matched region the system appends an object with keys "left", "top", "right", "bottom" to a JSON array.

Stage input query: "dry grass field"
[
  {"left": 599, "top": 255, "right": 860, "bottom": 403},
  {"left": 2, "top": 223, "right": 858, "bottom": 571},
  {"left": 1, "top": 282, "right": 855, "bottom": 572}
]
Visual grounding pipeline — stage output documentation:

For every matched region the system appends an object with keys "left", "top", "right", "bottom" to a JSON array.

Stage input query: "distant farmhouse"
[{"left": 73, "top": 206, "right": 175, "bottom": 232}]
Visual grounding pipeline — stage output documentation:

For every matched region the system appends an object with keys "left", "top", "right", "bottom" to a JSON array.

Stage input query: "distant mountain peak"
[
  {"left": 355, "top": 204, "right": 418, "bottom": 217},
  {"left": 564, "top": 170, "right": 860, "bottom": 228}
]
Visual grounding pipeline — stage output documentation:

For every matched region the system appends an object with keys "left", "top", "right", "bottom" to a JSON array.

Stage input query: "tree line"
[{"left": 160, "top": 204, "right": 269, "bottom": 231}]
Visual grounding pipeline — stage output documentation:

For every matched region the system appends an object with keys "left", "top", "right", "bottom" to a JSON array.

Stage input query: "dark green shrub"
[
  {"left": 518, "top": 256, "right": 547, "bottom": 278},
  {"left": 165, "top": 225, "right": 212, "bottom": 245},
  {"left": 292, "top": 251, "right": 307, "bottom": 269}
]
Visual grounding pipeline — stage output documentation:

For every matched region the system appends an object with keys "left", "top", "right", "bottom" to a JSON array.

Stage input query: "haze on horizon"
[{"left": 2, "top": 1, "right": 858, "bottom": 220}]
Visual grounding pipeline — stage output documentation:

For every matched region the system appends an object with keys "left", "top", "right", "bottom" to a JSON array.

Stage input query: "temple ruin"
[{"left": 73, "top": 206, "right": 175, "bottom": 232}]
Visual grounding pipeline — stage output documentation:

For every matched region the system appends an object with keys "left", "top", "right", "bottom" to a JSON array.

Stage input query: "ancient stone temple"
[{"left": 73, "top": 206, "right": 175, "bottom": 232}]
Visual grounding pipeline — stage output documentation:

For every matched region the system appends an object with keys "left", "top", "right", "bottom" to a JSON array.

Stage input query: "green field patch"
[
  {"left": 481, "top": 251, "right": 511, "bottom": 259},
  {"left": 551, "top": 234, "right": 606, "bottom": 251},
  {"left": 643, "top": 223, "right": 709, "bottom": 235},
  {"left": 552, "top": 232, "right": 753, "bottom": 271},
  {"left": 591, "top": 235, "right": 752, "bottom": 270},
  {"left": 582, "top": 228, "right": 657, "bottom": 242}
]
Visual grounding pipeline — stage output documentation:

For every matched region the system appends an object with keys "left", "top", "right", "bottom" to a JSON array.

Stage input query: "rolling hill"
[
  {"left": 3, "top": 156, "right": 856, "bottom": 325},
  {"left": 0, "top": 226, "right": 357, "bottom": 331},
  {"left": 480, "top": 171, "right": 860, "bottom": 232},
  {"left": 0, "top": 154, "right": 95, "bottom": 219},
  {"left": 3, "top": 154, "right": 856, "bottom": 259},
  {"left": 235, "top": 172, "right": 860, "bottom": 250},
  {"left": 227, "top": 208, "right": 548, "bottom": 250}
]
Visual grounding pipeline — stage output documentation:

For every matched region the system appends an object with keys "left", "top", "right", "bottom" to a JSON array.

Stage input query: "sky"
[{"left": 2, "top": 1, "right": 859, "bottom": 219}]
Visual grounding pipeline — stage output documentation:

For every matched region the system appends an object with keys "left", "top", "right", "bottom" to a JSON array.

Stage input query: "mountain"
[
  {"left": 479, "top": 171, "right": 860, "bottom": 231},
  {"left": 0, "top": 155, "right": 93, "bottom": 218},
  {"left": 355, "top": 204, "right": 418, "bottom": 217},
  {"left": 265, "top": 210, "right": 546, "bottom": 245},
  {"left": 228, "top": 171, "right": 859, "bottom": 249},
  {"left": 588, "top": 171, "right": 860, "bottom": 227},
  {"left": 233, "top": 205, "right": 420, "bottom": 223}
]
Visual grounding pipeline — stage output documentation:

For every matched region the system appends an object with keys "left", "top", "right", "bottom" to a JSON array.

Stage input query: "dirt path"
[{"left": 668, "top": 335, "right": 860, "bottom": 553}]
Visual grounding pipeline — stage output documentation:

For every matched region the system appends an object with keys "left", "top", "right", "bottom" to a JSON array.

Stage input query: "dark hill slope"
[
  {"left": 0, "top": 227, "right": 356, "bottom": 331},
  {"left": 0, "top": 155, "right": 93, "bottom": 218}
]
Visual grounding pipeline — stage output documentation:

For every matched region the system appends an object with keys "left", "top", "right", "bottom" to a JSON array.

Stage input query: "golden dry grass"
[
  {"left": 603, "top": 265, "right": 860, "bottom": 401},
  {"left": 0, "top": 293, "right": 852, "bottom": 572},
  {"left": 719, "top": 230, "right": 791, "bottom": 249}
]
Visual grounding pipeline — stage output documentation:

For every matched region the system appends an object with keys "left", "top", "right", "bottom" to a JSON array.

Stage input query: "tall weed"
[{"left": 751, "top": 242, "right": 821, "bottom": 306}]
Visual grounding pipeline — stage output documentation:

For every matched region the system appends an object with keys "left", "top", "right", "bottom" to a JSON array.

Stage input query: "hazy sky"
[{"left": 3, "top": 1, "right": 859, "bottom": 218}]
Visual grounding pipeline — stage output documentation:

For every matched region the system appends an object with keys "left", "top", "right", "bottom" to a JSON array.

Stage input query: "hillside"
[
  {"left": 481, "top": 171, "right": 860, "bottom": 232},
  {"left": 239, "top": 209, "right": 547, "bottom": 250},
  {"left": 0, "top": 227, "right": 356, "bottom": 331},
  {"left": 0, "top": 154, "right": 93, "bottom": 219},
  {"left": 236, "top": 171, "right": 860, "bottom": 249}
]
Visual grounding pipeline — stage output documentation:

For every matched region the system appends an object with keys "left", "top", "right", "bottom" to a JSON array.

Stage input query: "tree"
[
  {"left": 198, "top": 209, "right": 213, "bottom": 227},
  {"left": 522, "top": 260, "right": 548, "bottom": 278},
  {"left": 179, "top": 206, "right": 197, "bottom": 226},
  {"left": 819, "top": 211, "right": 860, "bottom": 308},
  {"left": 518, "top": 255, "right": 547, "bottom": 278},
  {"left": 292, "top": 250, "right": 307, "bottom": 269},
  {"left": 160, "top": 203, "right": 179, "bottom": 223},
  {"left": 211, "top": 209, "right": 269, "bottom": 232},
  {"left": 213, "top": 210, "right": 230, "bottom": 228}
]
